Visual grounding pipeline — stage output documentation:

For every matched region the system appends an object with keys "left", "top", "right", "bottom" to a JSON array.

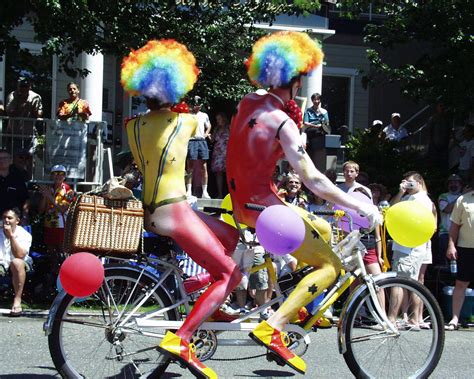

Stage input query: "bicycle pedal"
[{"left": 266, "top": 351, "right": 286, "bottom": 367}]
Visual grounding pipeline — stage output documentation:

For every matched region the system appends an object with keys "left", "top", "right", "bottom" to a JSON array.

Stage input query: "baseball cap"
[
  {"left": 391, "top": 113, "right": 401, "bottom": 119},
  {"left": 372, "top": 120, "right": 383, "bottom": 126},
  {"left": 447, "top": 174, "right": 462, "bottom": 182},
  {"left": 50, "top": 164, "right": 67, "bottom": 174},
  {"left": 193, "top": 95, "right": 202, "bottom": 106}
]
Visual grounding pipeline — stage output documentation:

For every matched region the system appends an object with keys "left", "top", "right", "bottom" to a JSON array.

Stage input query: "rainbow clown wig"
[
  {"left": 121, "top": 39, "right": 199, "bottom": 105},
  {"left": 246, "top": 31, "right": 324, "bottom": 88}
]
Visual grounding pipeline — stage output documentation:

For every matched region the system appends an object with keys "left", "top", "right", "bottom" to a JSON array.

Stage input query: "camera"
[{"left": 404, "top": 181, "right": 416, "bottom": 189}]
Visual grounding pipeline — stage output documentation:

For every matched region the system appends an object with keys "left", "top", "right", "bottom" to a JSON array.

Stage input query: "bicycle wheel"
[
  {"left": 49, "top": 265, "right": 180, "bottom": 379},
  {"left": 343, "top": 277, "right": 444, "bottom": 379}
]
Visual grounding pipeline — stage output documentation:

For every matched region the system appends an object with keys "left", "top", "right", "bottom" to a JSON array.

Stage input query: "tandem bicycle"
[{"left": 44, "top": 206, "right": 445, "bottom": 378}]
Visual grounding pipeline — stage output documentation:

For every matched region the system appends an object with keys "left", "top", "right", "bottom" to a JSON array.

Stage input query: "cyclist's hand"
[{"left": 359, "top": 204, "right": 383, "bottom": 230}]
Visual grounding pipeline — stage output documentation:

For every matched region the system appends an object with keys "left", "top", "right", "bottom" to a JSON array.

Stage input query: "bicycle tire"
[
  {"left": 49, "top": 265, "right": 180, "bottom": 379},
  {"left": 343, "top": 277, "right": 444, "bottom": 379}
]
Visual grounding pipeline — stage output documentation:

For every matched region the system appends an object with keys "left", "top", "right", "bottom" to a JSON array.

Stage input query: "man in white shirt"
[
  {"left": 382, "top": 113, "right": 409, "bottom": 142},
  {"left": 0, "top": 207, "right": 32, "bottom": 316},
  {"left": 338, "top": 160, "right": 372, "bottom": 198},
  {"left": 186, "top": 96, "right": 212, "bottom": 199}
]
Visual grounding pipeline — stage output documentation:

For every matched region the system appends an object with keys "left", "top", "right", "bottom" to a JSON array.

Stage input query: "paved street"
[{"left": 0, "top": 313, "right": 472, "bottom": 379}]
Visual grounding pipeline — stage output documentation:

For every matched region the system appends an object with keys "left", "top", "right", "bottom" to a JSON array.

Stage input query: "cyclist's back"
[{"left": 227, "top": 91, "right": 288, "bottom": 226}]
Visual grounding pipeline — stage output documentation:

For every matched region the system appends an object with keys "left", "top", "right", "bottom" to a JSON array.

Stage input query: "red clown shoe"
[
  {"left": 157, "top": 331, "right": 217, "bottom": 379},
  {"left": 249, "top": 320, "right": 306, "bottom": 374}
]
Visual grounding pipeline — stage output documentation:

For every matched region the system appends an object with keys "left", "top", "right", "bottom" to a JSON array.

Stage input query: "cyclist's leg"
[
  {"left": 268, "top": 205, "right": 341, "bottom": 329},
  {"left": 147, "top": 202, "right": 240, "bottom": 378},
  {"left": 250, "top": 206, "right": 341, "bottom": 374},
  {"left": 196, "top": 210, "right": 239, "bottom": 256},
  {"left": 148, "top": 202, "right": 241, "bottom": 340}
]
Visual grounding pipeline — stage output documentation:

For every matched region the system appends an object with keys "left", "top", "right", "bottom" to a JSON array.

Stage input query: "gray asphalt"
[{"left": 0, "top": 314, "right": 472, "bottom": 378}]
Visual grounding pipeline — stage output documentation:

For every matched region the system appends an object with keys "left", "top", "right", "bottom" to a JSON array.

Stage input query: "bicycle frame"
[
  {"left": 43, "top": 252, "right": 309, "bottom": 343},
  {"left": 44, "top": 211, "right": 398, "bottom": 358}
]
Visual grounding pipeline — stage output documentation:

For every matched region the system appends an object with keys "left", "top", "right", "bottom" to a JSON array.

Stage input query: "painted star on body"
[
  {"left": 311, "top": 230, "right": 320, "bottom": 239},
  {"left": 170, "top": 157, "right": 176, "bottom": 163},
  {"left": 297, "top": 145, "right": 305, "bottom": 154},
  {"left": 248, "top": 118, "right": 257, "bottom": 129},
  {"left": 308, "top": 284, "right": 318, "bottom": 295},
  {"left": 167, "top": 118, "right": 173, "bottom": 123},
  {"left": 307, "top": 214, "right": 316, "bottom": 221}
]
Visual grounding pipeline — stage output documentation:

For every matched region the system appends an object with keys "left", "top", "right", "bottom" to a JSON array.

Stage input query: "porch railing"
[{"left": 0, "top": 116, "right": 106, "bottom": 190}]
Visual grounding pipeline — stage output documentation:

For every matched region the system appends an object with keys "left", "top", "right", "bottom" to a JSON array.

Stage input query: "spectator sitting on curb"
[{"left": 0, "top": 207, "right": 32, "bottom": 317}]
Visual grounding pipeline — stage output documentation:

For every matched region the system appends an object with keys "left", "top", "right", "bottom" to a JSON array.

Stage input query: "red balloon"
[{"left": 59, "top": 253, "right": 104, "bottom": 297}]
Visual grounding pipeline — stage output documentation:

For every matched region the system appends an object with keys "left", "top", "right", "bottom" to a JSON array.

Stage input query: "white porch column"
[
  {"left": 80, "top": 52, "right": 103, "bottom": 121},
  {"left": 301, "top": 64, "right": 323, "bottom": 111}
]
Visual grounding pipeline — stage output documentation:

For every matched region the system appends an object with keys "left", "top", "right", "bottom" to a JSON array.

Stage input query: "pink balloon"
[
  {"left": 59, "top": 253, "right": 104, "bottom": 297},
  {"left": 256, "top": 205, "right": 305, "bottom": 255},
  {"left": 334, "top": 191, "right": 372, "bottom": 232}
]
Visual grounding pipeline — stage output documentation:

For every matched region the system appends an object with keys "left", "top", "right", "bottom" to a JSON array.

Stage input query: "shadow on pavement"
[{"left": 234, "top": 369, "right": 296, "bottom": 377}]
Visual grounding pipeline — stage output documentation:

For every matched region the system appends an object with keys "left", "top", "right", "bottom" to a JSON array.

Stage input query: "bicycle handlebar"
[
  {"left": 202, "top": 206, "right": 232, "bottom": 215},
  {"left": 206, "top": 203, "right": 371, "bottom": 235}
]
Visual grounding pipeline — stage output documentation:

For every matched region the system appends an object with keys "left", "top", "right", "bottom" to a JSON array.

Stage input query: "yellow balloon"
[
  {"left": 385, "top": 201, "right": 436, "bottom": 248},
  {"left": 220, "top": 194, "right": 246, "bottom": 229}
]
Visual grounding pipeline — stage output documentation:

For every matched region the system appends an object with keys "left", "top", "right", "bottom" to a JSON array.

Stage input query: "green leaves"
[
  {"left": 356, "top": 0, "right": 473, "bottom": 117},
  {"left": 0, "top": 0, "right": 322, "bottom": 103}
]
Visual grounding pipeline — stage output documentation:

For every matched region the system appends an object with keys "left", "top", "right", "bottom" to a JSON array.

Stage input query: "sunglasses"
[{"left": 51, "top": 171, "right": 65, "bottom": 175}]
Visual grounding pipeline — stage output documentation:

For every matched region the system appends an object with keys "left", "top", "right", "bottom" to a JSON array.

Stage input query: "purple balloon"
[
  {"left": 334, "top": 191, "right": 372, "bottom": 232},
  {"left": 256, "top": 205, "right": 305, "bottom": 255}
]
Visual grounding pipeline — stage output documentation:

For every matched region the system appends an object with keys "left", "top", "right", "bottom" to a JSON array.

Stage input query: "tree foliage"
[
  {"left": 346, "top": 130, "right": 448, "bottom": 197},
  {"left": 338, "top": 0, "right": 473, "bottom": 118},
  {"left": 0, "top": 0, "right": 322, "bottom": 104}
]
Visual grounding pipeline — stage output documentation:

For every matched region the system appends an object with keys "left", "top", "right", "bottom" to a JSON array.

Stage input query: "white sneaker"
[
  {"left": 323, "top": 307, "right": 333, "bottom": 320},
  {"left": 202, "top": 192, "right": 211, "bottom": 199},
  {"left": 220, "top": 304, "right": 240, "bottom": 316}
]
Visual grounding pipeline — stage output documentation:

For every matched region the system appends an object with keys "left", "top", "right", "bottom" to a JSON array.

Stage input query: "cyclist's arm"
[{"left": 278, "top": 119, "right": 368, "bottom": 215}]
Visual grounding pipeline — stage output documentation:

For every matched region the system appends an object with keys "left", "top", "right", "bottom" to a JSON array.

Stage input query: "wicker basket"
[{"left": 64, "top": 194, "right": 144, "bottom": 255}]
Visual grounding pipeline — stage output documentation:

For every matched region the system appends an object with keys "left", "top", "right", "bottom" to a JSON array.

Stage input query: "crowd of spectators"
[{"left": 0, "top": 77, "right": 471, "bottom": 328}]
